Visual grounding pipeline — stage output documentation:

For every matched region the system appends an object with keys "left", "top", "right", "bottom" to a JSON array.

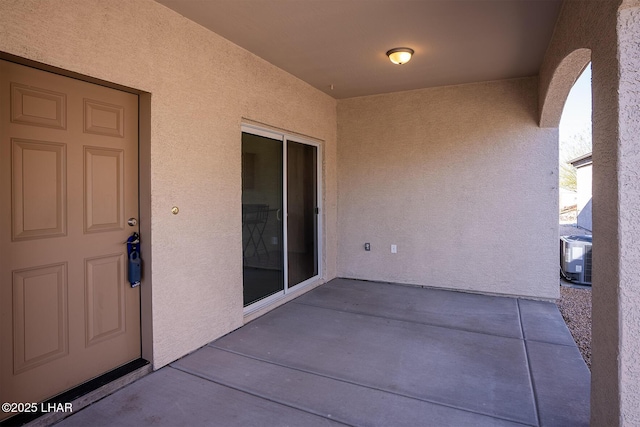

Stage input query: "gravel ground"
[{"left": 557, "top": 285, "right": 592, "bottom": 369}]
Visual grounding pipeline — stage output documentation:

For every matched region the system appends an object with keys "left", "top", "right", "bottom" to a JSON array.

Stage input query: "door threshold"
[{"left": 1, "top": 359, "right": 151, "bottom": 427}]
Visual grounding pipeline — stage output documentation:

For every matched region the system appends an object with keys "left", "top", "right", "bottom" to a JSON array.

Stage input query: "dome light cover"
[{"left": 386, "top": 48, "right": 414, "bottom": 65}]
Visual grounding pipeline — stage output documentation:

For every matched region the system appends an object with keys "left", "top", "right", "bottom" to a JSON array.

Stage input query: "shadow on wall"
[{"left": 578, "top": 198, "right": 592, "bottom": 231}]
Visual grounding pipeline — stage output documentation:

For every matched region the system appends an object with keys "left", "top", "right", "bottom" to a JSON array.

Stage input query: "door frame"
[
  {"left": 241, "top": 123, "right": 323, "bottom": 315},
  {"left": 0, "top": 52, "right": 154, "bottom": 365}
]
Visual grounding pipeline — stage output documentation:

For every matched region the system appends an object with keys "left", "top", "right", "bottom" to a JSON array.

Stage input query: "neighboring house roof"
[{"left": 570, "top": 152, "right": 592, "bottom": 168}]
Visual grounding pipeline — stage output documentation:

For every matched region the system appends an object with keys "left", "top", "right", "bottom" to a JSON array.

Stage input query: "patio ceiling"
[{"left": 154, "top": 0, "right": 563, "bottom": 99}]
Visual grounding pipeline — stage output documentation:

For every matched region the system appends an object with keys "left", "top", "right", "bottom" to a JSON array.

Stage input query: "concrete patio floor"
[{"left": 56, "top": 278, "right": 590, "bottom": 426}]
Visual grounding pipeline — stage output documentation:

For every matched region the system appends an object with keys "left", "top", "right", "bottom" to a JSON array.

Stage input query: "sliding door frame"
[{"left": 242, "top": 124, "right": 323, "bottom": 314}]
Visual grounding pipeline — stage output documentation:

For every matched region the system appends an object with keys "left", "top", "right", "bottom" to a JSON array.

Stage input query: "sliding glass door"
[
  {"left": 242, "top": 131, "right": 284, "bottom": 306},
  {"left": 287, "top": 141, "right": 318, "bottom": 288},
  {"left": 241, "top": 126, "right": 321, "bottom": 309}
]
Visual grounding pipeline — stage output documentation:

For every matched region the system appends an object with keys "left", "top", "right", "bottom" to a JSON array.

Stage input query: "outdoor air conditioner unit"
[{"left": 560, "top": 235, "right": 593, "bottom": 285}]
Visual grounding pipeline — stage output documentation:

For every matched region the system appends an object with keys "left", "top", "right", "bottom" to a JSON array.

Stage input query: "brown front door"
[{"left": 0, "top": 60, "right": 141, "bottom": 419}]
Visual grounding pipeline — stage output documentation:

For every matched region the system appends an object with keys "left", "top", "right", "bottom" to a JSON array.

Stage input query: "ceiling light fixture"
[{"left": 386, "top": 47, "right": 414, "bottom": 65}]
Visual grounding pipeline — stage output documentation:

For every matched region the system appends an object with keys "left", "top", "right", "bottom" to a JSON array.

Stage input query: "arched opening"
[
  {"left": 557, "top": 63, "right": 593, "bottom": 369},
  {"left": 539, "top": 48, "right": 591, "bottom": 128},
  {"left": 539, "top": 46, "right": 595, "bottom": 416},
  {"left": 540, "top": 47, "right": 595, "bottom": 369}
]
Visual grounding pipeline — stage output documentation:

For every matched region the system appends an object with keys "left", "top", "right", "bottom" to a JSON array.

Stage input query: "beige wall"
[
  {"left": 540, "top": 0, "right": 640, "bottom": 424},
  {"left": 337, "top": 78, "right": 558, "bottom": 299},
  {"left": 0, "top": 0, "right": 338, "bottom": 368},
  {"left": 617, "top": 4, "right": 640, "bottom": 423}
]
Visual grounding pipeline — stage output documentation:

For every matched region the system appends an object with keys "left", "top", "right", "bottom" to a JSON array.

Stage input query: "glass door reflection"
[
  {"left": 287, "top": 141, "right": 318, "bottom": 288},
  {"left": 242, "top": 132, "right": 284, "bottom": 306}
]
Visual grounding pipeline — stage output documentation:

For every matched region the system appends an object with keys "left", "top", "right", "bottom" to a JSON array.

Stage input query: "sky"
[{"left": 559, "top": 63, "right": 592, "bottom": 142}]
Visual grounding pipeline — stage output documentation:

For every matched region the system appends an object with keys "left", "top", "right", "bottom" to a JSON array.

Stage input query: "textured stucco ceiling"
[{"left": 155, "top": 0, "right": 563, "bottom": 99}]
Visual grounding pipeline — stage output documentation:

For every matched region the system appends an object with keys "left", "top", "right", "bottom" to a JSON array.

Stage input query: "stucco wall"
[
  {"left": 540, "top": 0, "right": 640, "bottom": 424},
  {"left": 0, "top": 0, "right": 338, "bottom": 368},
  {"left": 617, "top": 3, "right": 640, "bottom": 425},
  {"left": 337, "top": 78, "right": 558, "bottom": 299}
]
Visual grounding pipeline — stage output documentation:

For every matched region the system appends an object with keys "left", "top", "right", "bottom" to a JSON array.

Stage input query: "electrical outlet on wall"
[{"left": 391, "top": 244, "right": 397, "bottom": 254}]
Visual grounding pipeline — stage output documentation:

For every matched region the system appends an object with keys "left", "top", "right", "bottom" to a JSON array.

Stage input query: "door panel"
[
  {"left": 84, "top": 147, "right": 124, "bottom": 232},
  {"left": 83, "top": 99, "right": 124, "bottom": 137},
  {"left": 12, "top": 263, "right": 68, "bottom": 374},
  {"left": 0, "top": 60, "right": 140, "bottom": 419},
  {"left": 11, "top": 140, "right": 66, "bottom": 239},
  {"left": 241, "top": 132, "right": 284, "bottom": 307},
  {"left": 85, "top": 254, "right": 126, "bottom": 345},
  {"left": 10, "top": 83, "right": 66, "bottom": 129},
  {"left": 287, "top": 141, "right": 318, "bottom": 288}
]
